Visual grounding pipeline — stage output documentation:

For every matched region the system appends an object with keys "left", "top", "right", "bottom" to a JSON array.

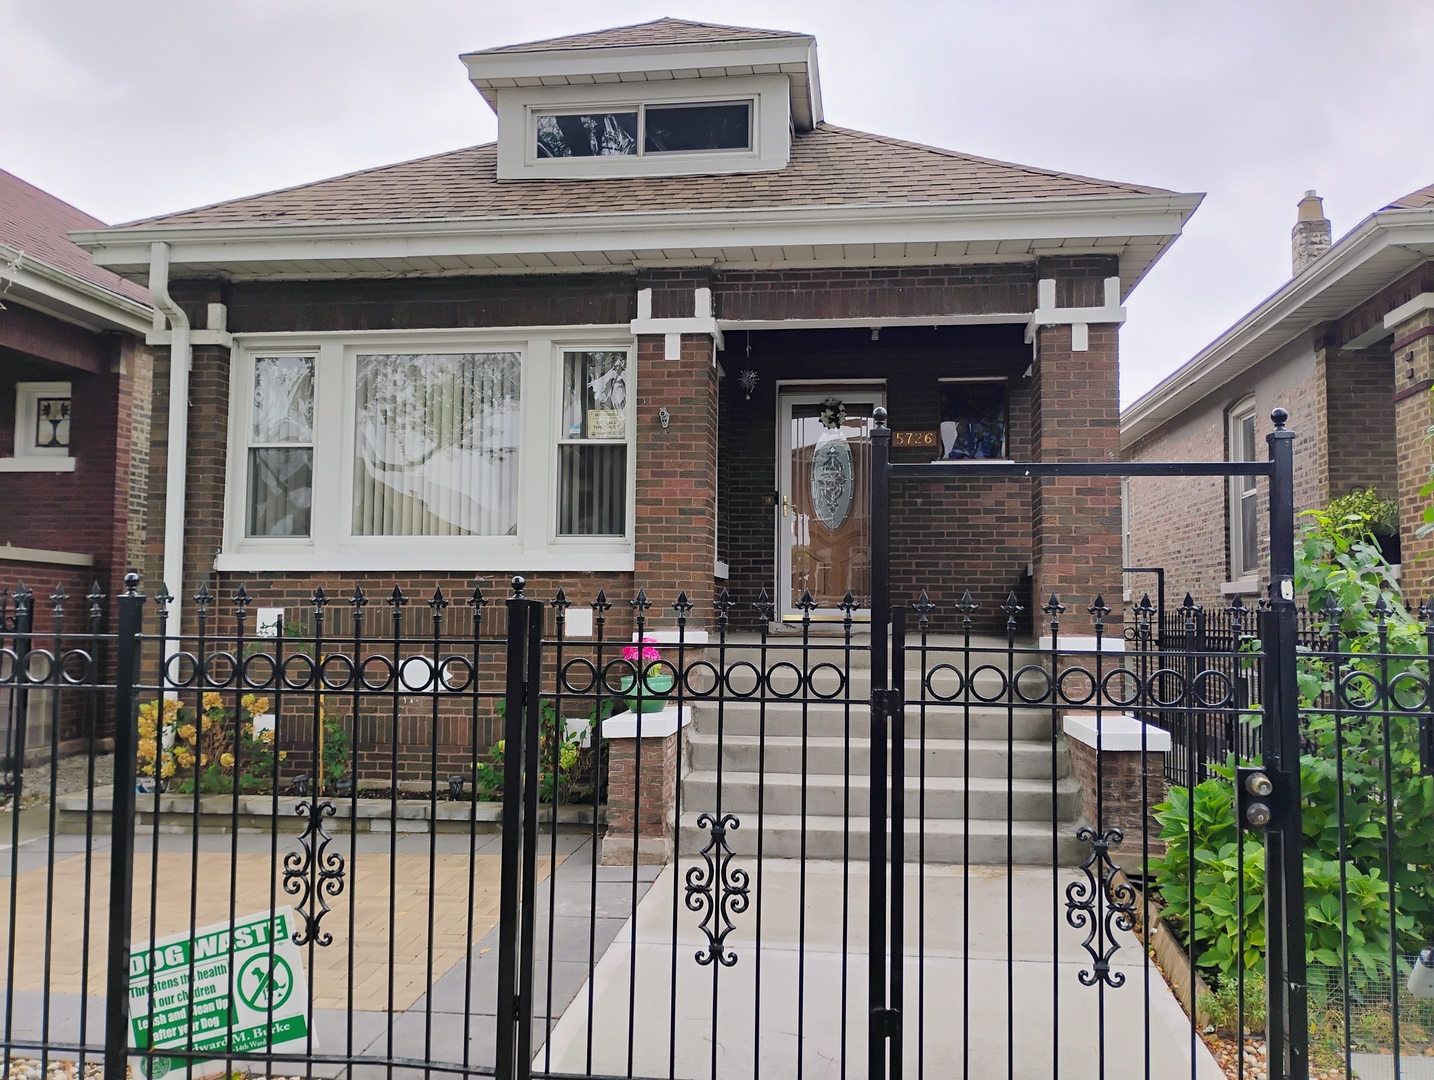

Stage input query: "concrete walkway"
[{"left": 541, "top": 857, "right": 1224, "bottom": 1080}]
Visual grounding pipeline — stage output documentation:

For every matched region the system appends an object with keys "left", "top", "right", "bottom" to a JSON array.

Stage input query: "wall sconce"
[
  {"left": 658, "top": 407, "right": 670, "bottom": 429},
  {"left": 870, "top": 327, "right": 880, "bottom": 341}
]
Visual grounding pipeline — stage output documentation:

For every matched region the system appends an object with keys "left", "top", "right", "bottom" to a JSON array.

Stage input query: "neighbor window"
[
  {"left": 938, "top": 379, "right": 1009, "bottom": 460},
  {"left": 246, "top": 357, "right": 314, "bottom": 537},
  {"left": 1229, "top": 400, "right": 1259, "bottom": 580},
  {"left": 536, "top": 101, "right": 752, "bottom": 159},
  {"left": 352, "top": 353, "right": 521, "bottom": 537},
  {"left": 14, "top": 382, "right": 72, "bottom": 459},
  {"left": 558, "top": 351, "right": 629, "bottom": 536}
]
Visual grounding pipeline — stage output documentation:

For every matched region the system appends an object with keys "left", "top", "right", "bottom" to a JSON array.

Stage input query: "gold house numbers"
[{"left": 892, "top": 430, "right": 937, "bottom": 448}]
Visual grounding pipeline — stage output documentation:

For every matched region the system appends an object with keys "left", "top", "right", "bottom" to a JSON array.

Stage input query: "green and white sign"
[{"left": 128, "top": 907, "right": 310, "bottom": 1079}]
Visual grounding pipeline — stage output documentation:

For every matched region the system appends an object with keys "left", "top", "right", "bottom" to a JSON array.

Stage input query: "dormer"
[{"left": 461, "top": 18, "right": 821, "bottom": 181}]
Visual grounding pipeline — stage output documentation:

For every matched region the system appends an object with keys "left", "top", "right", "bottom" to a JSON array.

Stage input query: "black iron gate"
[{"left": 4, "top": 405, "right": 1430, "bottom": 1080}]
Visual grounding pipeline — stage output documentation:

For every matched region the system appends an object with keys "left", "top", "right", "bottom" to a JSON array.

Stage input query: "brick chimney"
[{"left": 1292, "top": 190, "right": 1331, "bottom": 275}]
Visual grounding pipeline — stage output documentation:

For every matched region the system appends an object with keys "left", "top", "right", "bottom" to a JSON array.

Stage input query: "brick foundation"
[
  {"left": 1066, "top": 737, "right": 1168, "bottom": 861},
  {"left": 602, "top": 724, "right": 680, "bottom": 865}
]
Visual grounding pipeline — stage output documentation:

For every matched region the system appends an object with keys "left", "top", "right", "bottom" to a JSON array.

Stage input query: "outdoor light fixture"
[
  {"left": 871, "top": 327, "right": 880, "bottom": 341},
  {"left": 658, "top": 407, "right": 670, "bottom": 429},
  {"left": 292, "top": 774, "right": 309, "bottom": 797},
  {"left": 449, "top": 774, "right": 466, "bottom": 799}
]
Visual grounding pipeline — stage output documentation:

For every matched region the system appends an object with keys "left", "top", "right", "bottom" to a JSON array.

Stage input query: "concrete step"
[
  {"left": 687, "top": 700, "right": 1055, "bottom": 741},
  {"left": 676, "top": 809, "right": 1085, "bottom": 865},
  {"left": 680, "top": 769, "right": 1081, "bottom": 822},
  {"left": 683, "top": 731, "right": 1069, "bottom": 781}
]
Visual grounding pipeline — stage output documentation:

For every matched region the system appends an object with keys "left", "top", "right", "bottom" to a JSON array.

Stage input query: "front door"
[{"left": 777, "top": 388, "right": 883, "bottom": 621}]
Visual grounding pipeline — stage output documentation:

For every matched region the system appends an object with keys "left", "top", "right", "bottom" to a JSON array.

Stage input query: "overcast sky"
[{"left": 3, "top": 0, "right": 1431, "bottom": 406}]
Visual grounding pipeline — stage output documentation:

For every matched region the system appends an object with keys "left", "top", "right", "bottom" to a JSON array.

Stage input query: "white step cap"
[{"left": 1063, "top": 713, "right": 1171, "bottom": 753}]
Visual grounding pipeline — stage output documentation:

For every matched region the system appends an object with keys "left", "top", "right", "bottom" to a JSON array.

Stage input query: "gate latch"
[
  {"left": 1236, "top": 767, "right": 1289, "bottom": 831},
  {"left": 872, "top": 688, "right": 904, "bottom": 717}
]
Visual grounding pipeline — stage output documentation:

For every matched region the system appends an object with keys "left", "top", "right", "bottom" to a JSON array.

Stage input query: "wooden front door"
[{"left": 777, "top": 389, "right": 883, "bottom": 622}]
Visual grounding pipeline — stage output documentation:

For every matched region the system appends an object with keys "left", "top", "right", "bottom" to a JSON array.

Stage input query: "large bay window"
[
  {"left": 352, "top": 353, "right": 520, "bottom": 537},
  {"left": 224, "top": 333, "right": 634, "bottom": 572}
]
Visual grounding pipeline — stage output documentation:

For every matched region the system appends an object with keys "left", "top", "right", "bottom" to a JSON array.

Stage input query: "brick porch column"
[
  {"left": 633, "top": 333, "right": 718, "bottom": 622},
  {"left": 600, "top": 705, "right": 691, "bottom": 865},
  {"left": 1030, "top": 320, "right": 1123, "bottom": 623},
  {"left": 1391, "top": 298, "right": 1434, "bottom": 585}
]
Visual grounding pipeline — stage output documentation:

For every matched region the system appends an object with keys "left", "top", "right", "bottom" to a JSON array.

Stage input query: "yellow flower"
[
  {"left": 138, "top": 701, "right": 158, "bottom": 722},
  {"left": 244, "top": 696, "right": 271, "bottom": 718},
  {"left": 162, "top": 699, "right": 182, "bottom": 720},
  {"left": 202, "top": 692, "right": 223, "bottom": 712},
  {"left": 175, "top": 749, "right": 195, "bottom": 770},
  {"left": 137, "top": 716, "right": 156, "bottom": 738},
  {"left": 199, "top": 754, "right": 209, "bottom": 767},
  {"left": 178, "top": 724, "right": 196, "bottom": 743},
  {"left": 160, "top": 760, "right": 176, "bottom": 779},
  {"left": 219, "top": 752, "right": 234, "bottom": 769},
  {"left": 279, "top": 751, "right": 288, "bottom": 761}
]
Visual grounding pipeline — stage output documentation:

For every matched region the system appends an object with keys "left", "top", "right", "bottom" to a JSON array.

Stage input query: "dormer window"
[{"left": 534, "top": 101, "right": 753, "bottom": 160}]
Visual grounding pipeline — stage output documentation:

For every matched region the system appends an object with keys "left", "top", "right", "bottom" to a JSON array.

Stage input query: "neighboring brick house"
[
  {"left": 73, "top": 18, "right": 1198, "bottom": 654},
  {"left": 0, "top": 168, "right": 154, "bottom": 760},
  {"left": 1122, "top": 186, "right": 1434, "bottom": 609}
]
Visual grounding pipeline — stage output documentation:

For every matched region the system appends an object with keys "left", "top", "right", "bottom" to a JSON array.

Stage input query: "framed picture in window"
[{"left": 938, "top": 378, "right": 1008, "bottom": 460}]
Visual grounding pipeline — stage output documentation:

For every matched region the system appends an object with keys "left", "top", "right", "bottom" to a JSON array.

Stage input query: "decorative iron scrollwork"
[
  {"left": 283, "top": 801, "right": 345, "bottom": 946},
  {"left": 1065, "top": 826, "right": 1136, "bottom": 987},
  {"left": 684, "top": 812, "right": 750, "bottom": 967}
]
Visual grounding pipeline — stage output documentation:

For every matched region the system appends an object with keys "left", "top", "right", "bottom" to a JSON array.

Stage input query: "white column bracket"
[
  {"left": 631, "top": 287, "right": 726, "bottom": 359},
  {"left": 1025, "top": 276, "right": 1126, "bottom": 352}
]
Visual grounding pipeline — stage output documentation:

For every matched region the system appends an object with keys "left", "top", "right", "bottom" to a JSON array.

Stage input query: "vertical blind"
[{"left": 352, "top": 353, "right": 521, "bottom": 537}]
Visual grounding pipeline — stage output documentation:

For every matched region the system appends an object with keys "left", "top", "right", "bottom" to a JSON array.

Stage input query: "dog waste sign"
[{"left": 129, "top": 907, "right": 309, "bottom": 1078}]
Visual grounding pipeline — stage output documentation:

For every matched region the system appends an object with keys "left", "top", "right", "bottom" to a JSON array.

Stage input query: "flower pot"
[{"left": 615, "top": 671, "right": 673, "bottom": 713}]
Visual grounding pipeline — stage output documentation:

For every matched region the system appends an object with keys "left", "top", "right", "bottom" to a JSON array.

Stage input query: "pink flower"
[{"left": 622, "top": 637, "right": 661, "bottom": 666}]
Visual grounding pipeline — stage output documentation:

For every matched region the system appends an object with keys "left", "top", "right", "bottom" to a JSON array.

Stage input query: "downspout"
[{"left": 148, "top": 242, "right": 190, "bottom": 657}]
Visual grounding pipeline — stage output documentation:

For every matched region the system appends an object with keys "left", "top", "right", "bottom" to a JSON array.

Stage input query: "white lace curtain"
[{"left": 352, "top": 353, "right": 520, "bottom": 536}]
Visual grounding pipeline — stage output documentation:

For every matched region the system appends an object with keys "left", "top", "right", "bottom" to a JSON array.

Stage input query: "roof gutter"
[{"left": 148, "top": 242, "right": 191, "bottom": 656}]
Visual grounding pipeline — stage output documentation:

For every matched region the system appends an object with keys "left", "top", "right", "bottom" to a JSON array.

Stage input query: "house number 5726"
[{"left": 892, "top": 430, "right": 937, "bottom": 447}]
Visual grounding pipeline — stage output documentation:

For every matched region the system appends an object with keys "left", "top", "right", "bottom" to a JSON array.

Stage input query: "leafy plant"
[
  {"left": 1323, "top": 488, "right": 1398, "bottom": 538},
  {"left": 1153, "top": 492, "right": 1433, "bottom": 996},
  {"left": 488, "top": 697, "right": 614, "bottom": 803}
]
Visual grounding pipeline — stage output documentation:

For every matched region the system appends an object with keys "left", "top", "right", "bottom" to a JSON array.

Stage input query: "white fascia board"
[
  {"left": 0, "top": 245, "right": 152, "bottom": 335},
  {"left": 462, "top": 37, "right": 814, "bottom": 85},
  {"left": 465, "top": 37, "right": 819, "bottom": 129},
  {"left": 73, "top": 193, "right": 1201, "bottom": 281},
  {"left": 1120, "top": 207, "right": 1434, "bottom": 450}
]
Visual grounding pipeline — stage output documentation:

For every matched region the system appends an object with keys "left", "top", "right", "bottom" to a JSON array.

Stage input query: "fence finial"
[
  {"left": 509, "top": 576, "right": 525, "bottom": 599},
  {"left": 873, "top": 406, "right": 888, "bottom": 428},
  {"left": 1271, "top": 407, "right": 1288, "bottom": 429},
  {"left": 123, "top": 570, "right": 140, "bottom": 596}
]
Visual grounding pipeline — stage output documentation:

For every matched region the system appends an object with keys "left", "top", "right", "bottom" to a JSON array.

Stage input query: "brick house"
[
  {"left": 72, "top": 18, "right": 1197, "bottom": 650},
  {"left": 1122, "top": 186, "right": 1434, "bottom": 609},
  {"left": 0, "top": 168, "right": 154, "bottom": 760}
]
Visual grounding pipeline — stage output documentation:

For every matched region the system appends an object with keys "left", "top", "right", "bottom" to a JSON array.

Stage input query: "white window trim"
[
  {"left": 1228, "top": 396, "right": 1259, "bottom": 582},
  {"left": 219, "top": 327, "right": 636, "bottom": 573},
  {"left": 495, "top": 75, "right": 791, "bottom": 180},
  {"left": 13, "top": 381, "right": 72, "bottom": 461}
]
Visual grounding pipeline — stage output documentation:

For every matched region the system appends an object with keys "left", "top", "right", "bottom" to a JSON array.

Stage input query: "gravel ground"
[{"left": 1, "top": 754, "right": 113, "bottom": 810}]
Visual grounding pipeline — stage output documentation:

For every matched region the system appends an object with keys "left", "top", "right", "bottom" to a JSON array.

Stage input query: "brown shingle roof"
[
  {"left": 0, "top": 168, "right": 150, "bottom": 303},
  {"left": 121, "top": 124, "right": 1171, "bottom": 230},
  {"left": 467, "top": 17, "right": 807, "bottom": 55},
  {"left": 1388, "top": 182, "right": 1434, "bottom": 210}
]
